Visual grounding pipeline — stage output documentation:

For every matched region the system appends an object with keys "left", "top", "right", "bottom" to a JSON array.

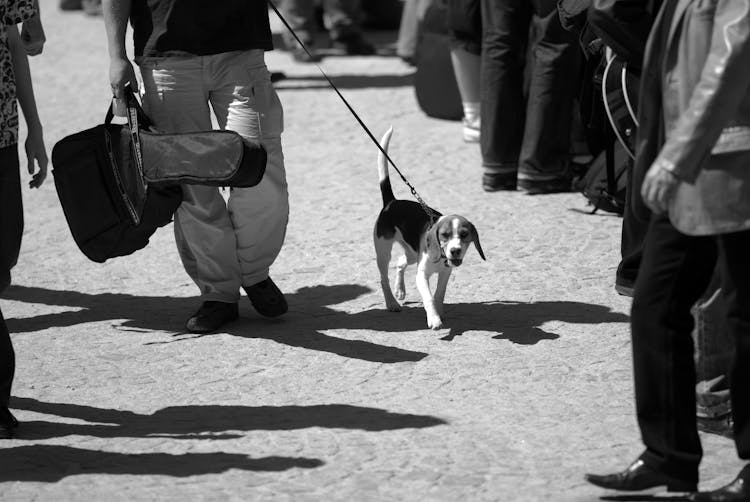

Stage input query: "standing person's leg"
[
  {"left": 586, "top": 213, "right": 715, "bottom": 491},
  {"left": 689, "top": 230, "right": 750, "bottom": 501},
  {"left": 447, "top": 0, "right": 482, "bottom": 143},
  {"left": 516, "top": 0, "right": 581, "bottom": 194},
  {"left": 138, "top": 57, "right": 242, "bottom": 331},
  {"left": 630, "top": 214, "right": 717, "bottom": 484},
  {"left": 280, "top": 0, "right": 321, "bottom": 62},
  {"left": 397, "top": 0, "right": 421, "bottom": 62},
  {"left": 693, "top": 269, "right": 733, "bottom": 437},
  {"left": 616, "top": 161, "right": 648, "bottom": 296},
  {"left": 479, "top": 0, "right": 530, "bottom": 191},
  {"left": 0, "top": 145, "right": 23, "bottom": 294},
  {"left": 0, "top": 308, "right": 18, "bottom": 438},
  {"left": 207, "top": 50, "right": 290, "bottom": 318},
  {"left": 0, "top": 145, "right": 22, "bottom": 437},
  {"left": 323, "top": 0, "right": 375, "bottom": 54},
  {"left": 717, "top": 229, "right": 750, "bottom": 458}
]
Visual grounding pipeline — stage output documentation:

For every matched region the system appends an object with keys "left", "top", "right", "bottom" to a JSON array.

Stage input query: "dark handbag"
[
  {"left": 51, "top": 87, "right": 267, "bottom": 263},
  {"left": 414, "top": 0, "right": 463, "bottom": 121},
  {"left": 52, "top": 91, "right": 182, "bottom": 263}
]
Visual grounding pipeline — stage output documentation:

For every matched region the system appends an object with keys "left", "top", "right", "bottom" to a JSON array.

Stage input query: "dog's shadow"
[{"left": 360, "top": 300, "right": 629, "bottom": 344}]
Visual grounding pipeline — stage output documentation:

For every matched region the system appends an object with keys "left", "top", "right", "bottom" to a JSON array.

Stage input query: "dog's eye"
[
  {"left": 459, "top": 231, "right": 469, "bottom": 240},
  {"left": 440, "top": 231, "right": 451, "bottom": 240}
]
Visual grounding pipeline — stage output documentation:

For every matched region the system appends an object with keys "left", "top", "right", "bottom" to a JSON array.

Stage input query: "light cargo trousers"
[{"left": 137, "top": 50, "right": 289, "bottom": 303}]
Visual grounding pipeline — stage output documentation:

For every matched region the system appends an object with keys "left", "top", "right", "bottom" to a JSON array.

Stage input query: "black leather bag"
[
  {"left": 51, "top": 88, "right": 267, "bottom": 263},
  {"left": 414, "top": 0, "right": 463, "bottom": 121}
]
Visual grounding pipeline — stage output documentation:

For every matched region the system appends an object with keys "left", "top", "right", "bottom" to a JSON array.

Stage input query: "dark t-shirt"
[{"left": 130, "top": 0, "right": 273, "bottom": 57}]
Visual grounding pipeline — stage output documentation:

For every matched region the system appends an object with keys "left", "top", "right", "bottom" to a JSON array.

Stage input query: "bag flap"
[
  {"left": 141, "top": 130, "right": 243, "bottom": 182},
  {"left": 140, "top": 130, "right": 267, "bottom": 187}
]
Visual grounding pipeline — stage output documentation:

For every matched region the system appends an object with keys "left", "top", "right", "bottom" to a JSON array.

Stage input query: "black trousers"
[
  {"left": 479, "top": 0, "right": 580, "bottom": 177},
  {"left": 631, "top": 213, "right": 750, "bottom": 483},
  {"left": 617, "top": 159, "right": 647, "bottom": 286},
  {"left": 0, "top": 145, "right": 22, "bottom": 410},
  {"left": 0, "top": 309, "right": 12, "bottom": 410}
]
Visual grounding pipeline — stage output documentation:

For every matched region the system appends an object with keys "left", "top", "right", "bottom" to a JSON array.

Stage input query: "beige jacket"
[{"left": 633, "top": 0, "right": 750, "bottom": 235}]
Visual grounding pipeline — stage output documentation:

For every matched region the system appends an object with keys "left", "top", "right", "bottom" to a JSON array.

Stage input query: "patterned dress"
[{"left": 0, "top": 0, "right": 36, "bottom": 149}]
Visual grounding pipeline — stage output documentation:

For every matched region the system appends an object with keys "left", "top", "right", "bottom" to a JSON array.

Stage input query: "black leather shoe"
[
  {"left": 185, "top": 301, "right": 239, "bottom": 334},
  {"left": 482, "top": 172, "right": 517, "bottom": 192},
  {"left": 585, "top": 459, "right": 697, "bottom": 492},
  {"left": 690, "top": 465, "right": 750, "bottom": 501},
  {"left": 243, "top": 278, "right": 288, "bottom": 318},
  {"left": 518, "top": 175, "right": 574, "bottom": 195}
]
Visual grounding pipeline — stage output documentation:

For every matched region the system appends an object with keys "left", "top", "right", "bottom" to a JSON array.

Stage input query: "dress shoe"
[
  {"left": 185, "top": 301, "right": 239, "bottom": 334},
  {"left": 243, "top": 277, "right": 288, "bottom": 318},
  {"left": 585, "top": 458, "right": 697, "bottom": 492},
  {"left": 690, "top": 465, "right": 750, "bottom": 501},
  {"left": 482, "top": 172, "right": 517, "bottom": 192},
  {"left": 518, "top": 174, "right": 575, "bottom": 195}
]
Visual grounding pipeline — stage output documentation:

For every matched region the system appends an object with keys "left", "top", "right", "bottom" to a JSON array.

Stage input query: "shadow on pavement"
[
  {"left": 3, "top": 283, "right": 429, "bottom": 363},
  {"left": 358, "top": 299, "right": 629, "bottom": 345},
  {"left": 600, "top": 495, "right": 692, "bottom": 501},
  {"left": 3, "top": 285, "right": 628, "bottom": 359},
  {"left": 274, "top": 73, "right": 414, "bottom": 91},
  {"left": 0, "top": 444, "right": 323, "bottom": 482},
  {"left": 9, "top": 396, "right": 447, "bottom": 440},
  {"left": 442, "top": 300, "right": 630, "bottom": 344}
]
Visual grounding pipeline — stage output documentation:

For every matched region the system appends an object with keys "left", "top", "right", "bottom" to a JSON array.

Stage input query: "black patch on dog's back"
[{"left": 375, "top": 200, "right": 441, "bottom": 253}]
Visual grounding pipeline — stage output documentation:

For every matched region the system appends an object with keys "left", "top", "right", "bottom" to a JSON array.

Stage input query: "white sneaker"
[{"left": 462, "top": 117, "right": 480, "bottom": 143}]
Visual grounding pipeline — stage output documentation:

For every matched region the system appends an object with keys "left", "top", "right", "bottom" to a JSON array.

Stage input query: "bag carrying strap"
[{"left": 104, "top": 84, "right": 150, "bottom": 225}]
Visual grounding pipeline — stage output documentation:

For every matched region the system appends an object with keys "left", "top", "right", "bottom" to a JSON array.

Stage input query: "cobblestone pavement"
[{"left": 0, "top": 3, "right": 744, "bottom": 501}]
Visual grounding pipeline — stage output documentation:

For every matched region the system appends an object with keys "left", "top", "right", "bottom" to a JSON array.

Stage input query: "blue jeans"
[
  {"left": 0, "top": 145, "right": 21, "bottom": 409},
  {"left": 479, "top": 0, "right": 581, "bottom": 180},
  {"left": 693, "top": 270, "right": 733, "bottom": 419}
]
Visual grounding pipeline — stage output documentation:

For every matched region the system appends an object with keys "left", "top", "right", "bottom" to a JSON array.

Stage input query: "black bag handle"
[
  {"left": 103, "top": 83, "right": 150, "bottom": 201},
  {"left": 104, "top": 83, "right": 152, "bottom": 129}
]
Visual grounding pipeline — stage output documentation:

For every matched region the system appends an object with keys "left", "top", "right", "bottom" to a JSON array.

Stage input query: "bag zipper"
[{"left": 105, "top": 129, "right": 141, "bottom": 226}]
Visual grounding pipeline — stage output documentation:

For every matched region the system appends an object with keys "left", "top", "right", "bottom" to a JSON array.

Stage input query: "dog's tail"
[{"left": 378, "top": 126, "right": 396, "bottom": 206}]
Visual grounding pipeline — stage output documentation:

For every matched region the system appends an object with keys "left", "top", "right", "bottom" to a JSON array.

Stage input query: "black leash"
[{"left": 268, "top": 0, "right": 440, "bottom": 222}]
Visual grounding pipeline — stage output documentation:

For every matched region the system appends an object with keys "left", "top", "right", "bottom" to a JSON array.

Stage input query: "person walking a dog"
[
  {"left": 585, "top": 1, "right": 750, "bottom": 500},
  {"left": 102, "top": 0, "right": 290, "bottom": 334},
  {"left": 0, "top": 0, "right": 48, "bottom": 439}
]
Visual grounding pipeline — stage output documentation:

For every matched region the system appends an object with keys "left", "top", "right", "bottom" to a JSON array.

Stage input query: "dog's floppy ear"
[
  {"left": 469, "top": 223, "right": 486, "bottom": 261},
  {"left": 425, "top": 223, "right": 442, "bottom": 261}
]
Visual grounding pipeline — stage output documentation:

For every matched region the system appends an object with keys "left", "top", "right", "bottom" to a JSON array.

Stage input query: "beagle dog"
[{"left": 373, "top": 127, "right": 485, "bottom": 329}]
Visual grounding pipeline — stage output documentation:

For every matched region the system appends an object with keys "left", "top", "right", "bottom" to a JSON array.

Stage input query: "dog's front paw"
[{"left": 426, "top": 313, "right": 444, "bottom": 330}]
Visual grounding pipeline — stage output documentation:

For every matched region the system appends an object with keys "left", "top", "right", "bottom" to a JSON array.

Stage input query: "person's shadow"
[
  {"left": 9, "top": 396, "right": 448, "bottom": 440},
  {"left": 1, "top": 396, "right": 447, "bottom": 482},
  {"left": 600, "top": 495, "right": 693, "bottom": 501},
  {"left": 3, "top": 284, "right": 629, "bottom": 362},
  {"left": 0, "top": 444, "right": 324, "bottom": 482}
]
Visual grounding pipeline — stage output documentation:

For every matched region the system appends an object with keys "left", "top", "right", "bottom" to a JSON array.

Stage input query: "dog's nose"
[{"left": 449, "top": 248, "right": 461, "bottom": 257}]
